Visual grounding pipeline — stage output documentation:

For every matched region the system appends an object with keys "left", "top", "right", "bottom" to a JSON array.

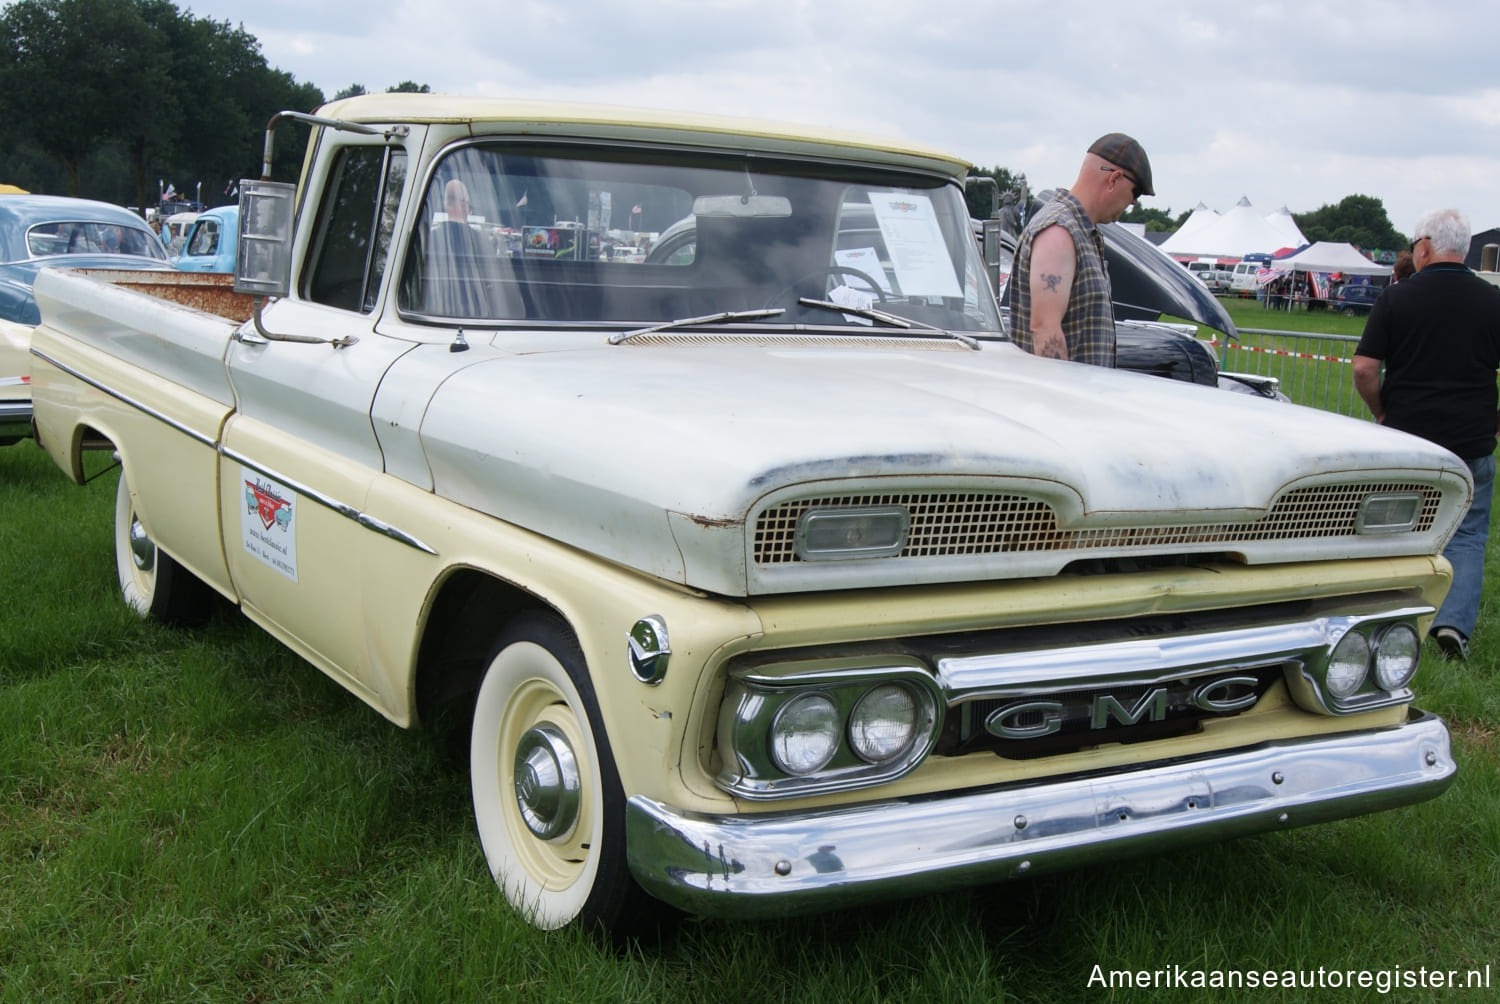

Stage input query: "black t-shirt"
[{"left": 1357, "top": 263, "right": 1500, "bottom": 459}]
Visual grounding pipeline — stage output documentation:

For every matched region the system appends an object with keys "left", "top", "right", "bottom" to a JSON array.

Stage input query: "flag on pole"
[{"left": 631, "top": 204, "right": 642, "bottom": 215}]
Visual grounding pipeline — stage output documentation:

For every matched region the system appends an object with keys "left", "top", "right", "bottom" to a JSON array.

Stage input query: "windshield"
[{"left": 398, "top": 142, "right": 1001, "bottom": 333}]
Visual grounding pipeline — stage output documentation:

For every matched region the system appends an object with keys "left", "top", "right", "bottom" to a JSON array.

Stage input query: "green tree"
[
  {"left": 1119, "top": 205, "right": 1179, "bottom": 232},
  {"left": 0, "top": 0, "right": 172, "bottom": 195},
  {"left": 387, "top": 81, "right": 431, "bottom": 93},
  {"left": 0, "top": 0, "right": 323, "bottom": 209},
  {"left": 333, "top": 83, "right": 368, "bottom": 100},
  {"left": 1293, "top": 195, "right": 1404, "bottom": 252}
]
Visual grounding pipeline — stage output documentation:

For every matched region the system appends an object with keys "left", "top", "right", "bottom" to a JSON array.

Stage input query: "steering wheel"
[{"left": 765, "top": 264, "right": 890, "bottom": 309}]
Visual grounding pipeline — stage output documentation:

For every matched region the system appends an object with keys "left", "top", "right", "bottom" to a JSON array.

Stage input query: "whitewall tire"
[{"left": 469, "top": 612, "right": 651, "bottom": 933}]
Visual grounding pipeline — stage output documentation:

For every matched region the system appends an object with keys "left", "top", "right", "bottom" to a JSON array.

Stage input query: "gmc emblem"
[{"left": 984, "top": 674, "right": 1262, "bottom": 741}]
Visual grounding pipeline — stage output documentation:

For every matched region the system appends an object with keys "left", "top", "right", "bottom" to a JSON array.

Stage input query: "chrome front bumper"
[{"left": 626, "top": 711, "right": 1454, "bottom": 918}]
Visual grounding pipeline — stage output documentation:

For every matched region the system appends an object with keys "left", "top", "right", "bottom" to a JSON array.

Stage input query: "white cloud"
[{"left": 170, "top": 0, "right": 1500, "bottom": 235}]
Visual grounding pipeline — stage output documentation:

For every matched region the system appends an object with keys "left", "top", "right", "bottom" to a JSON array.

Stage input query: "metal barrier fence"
[{"left": 1213, "top": 328, "right": 1367, "bottom": 418}]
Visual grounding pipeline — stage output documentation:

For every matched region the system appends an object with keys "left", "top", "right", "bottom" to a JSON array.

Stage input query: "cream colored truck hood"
[{"left": 410, "top": 337, "right": 1470, "bottom": 596}]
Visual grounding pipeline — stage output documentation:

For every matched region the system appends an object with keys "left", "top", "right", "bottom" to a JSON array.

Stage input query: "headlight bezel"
[
  {"left": 716, "top": 658, "right": 943, "bottom": 800},
  {"left": 1286, "top": 610, "right": 1430, "bottom": 715}
]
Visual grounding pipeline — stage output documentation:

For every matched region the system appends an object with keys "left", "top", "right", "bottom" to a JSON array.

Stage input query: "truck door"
[{"left": 220, "top": 137, "right": 416, "bottom": 707}]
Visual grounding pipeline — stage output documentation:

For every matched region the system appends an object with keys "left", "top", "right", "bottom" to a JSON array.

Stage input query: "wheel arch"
[
  {"left": 412, "top": 567, "right": 574, "bottom": 727},
  {"left": 45, "top": 419, "right": 116, "bottom": 485}
]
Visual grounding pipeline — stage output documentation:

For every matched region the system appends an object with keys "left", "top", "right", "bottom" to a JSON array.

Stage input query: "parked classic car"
[
  {"left": 30, "top": 95, "right": 1465, "bottom": 935},
  {"left": 1330, "top": 282, "right": 1384, "bottom": 316},
  {"left": 0, "top": 195, "right": 168, "bottom": 444},
  {"left": 173, "top": 205, "right": 240, "bottom": 274}
]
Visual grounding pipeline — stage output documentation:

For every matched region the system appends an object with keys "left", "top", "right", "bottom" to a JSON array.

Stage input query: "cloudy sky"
[{"left": 174, "top": 0, "right": 1498, "bottom": 237}]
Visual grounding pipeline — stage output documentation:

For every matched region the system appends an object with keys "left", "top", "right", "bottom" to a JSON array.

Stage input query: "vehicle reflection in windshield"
[{"left": 398, "top": 143, "right": 1002, "bottom": 334}]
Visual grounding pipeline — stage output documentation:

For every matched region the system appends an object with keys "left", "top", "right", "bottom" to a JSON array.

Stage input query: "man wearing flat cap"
[{"left": 1009, "top": 133, "right": 1153, "bottom": 365}]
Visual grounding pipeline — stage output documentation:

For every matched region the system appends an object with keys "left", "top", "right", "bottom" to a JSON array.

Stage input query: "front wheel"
[
  {"left": 114, "top": 469, "right": 211, "bottom": 624},
  {"left": 470, "top": 611, "right": 660, "bottom": 935}
]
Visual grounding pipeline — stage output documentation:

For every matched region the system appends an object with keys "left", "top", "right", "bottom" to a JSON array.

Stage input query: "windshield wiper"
[
  {"left": 609, "top": 308, "right": 786, "bottom": 344},
  {"left": 796, "top": 298, "right": 980, "bottom": 350}
]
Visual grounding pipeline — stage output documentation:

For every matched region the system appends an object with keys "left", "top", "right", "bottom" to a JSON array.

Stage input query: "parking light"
[{"left": 795, "top": 506, "right": 909, "bottom": 561}]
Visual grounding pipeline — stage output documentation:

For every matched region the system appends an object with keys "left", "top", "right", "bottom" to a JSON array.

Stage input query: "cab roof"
[{"left": 314, "top": 93, "right": 971, "bottom": 180}]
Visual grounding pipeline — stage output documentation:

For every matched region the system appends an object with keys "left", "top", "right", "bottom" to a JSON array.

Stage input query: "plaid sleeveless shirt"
[{"left": 1009, "top": 191, "right": 1115, "bottom": 366}]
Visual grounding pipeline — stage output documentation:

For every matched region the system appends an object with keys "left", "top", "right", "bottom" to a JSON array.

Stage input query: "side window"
[
  {"left": 306, "top": 144, "right": 407, "bottom": 312},
  {"left": 186, "top": 220, "right": 219, "bottom": 257}
]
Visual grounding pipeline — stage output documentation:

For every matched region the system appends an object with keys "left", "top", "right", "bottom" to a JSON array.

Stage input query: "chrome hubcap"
[
  {"left": 513, "top": 724, "right": 580, "bottom": 840},
  {"left": 128, "top": 516, "right": 155, "bottom": 572}
]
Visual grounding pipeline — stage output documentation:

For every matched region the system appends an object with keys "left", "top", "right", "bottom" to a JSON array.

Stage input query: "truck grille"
[
  {"left": 753, "top": 483, "right": 1441, "bottom": 565},
  {"left": 939, "top": 665, "right": 1284, "bottom": 760}
]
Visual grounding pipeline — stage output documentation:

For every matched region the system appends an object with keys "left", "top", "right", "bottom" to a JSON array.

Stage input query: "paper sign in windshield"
[
  {"left": 834, "top": 247, "right": 894, "bottom": 293},
  {"left": 868, "top": 192, "right": 962, "bottom": 298},
  {"left": 241, "top": 466, "right": 298, "bottom": 582}
]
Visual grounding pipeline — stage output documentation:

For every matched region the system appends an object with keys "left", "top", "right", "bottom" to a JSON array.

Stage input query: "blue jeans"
[{"left": 1435, "top": 453, "right": 1495, "bottom": 640}]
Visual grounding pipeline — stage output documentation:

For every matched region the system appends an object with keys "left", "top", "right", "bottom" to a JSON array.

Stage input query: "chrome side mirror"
[
  {"left": 981, "top": 218, "right": 1003, "bottom": 269},
  {"left": 234, "top": 179, "right": 296, "bottom": 298}
]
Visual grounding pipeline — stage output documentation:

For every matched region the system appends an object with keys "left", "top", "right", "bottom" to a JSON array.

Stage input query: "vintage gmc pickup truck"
[{"left": 28, "top": 95, "right": 1468, "bottom": 935}]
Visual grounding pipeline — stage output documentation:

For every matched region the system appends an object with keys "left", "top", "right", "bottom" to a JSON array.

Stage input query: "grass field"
[
  {"left": 1196, "top": 297, "right": 1372, "bottom": 417},
  {"left": 5, "top": 352, "right": 1500, "bottom": 1000}
]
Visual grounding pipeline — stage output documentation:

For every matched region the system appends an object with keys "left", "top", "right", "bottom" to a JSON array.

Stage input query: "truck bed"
[{"left": 73, "top": 269, "right": 253, "bottom": 321}]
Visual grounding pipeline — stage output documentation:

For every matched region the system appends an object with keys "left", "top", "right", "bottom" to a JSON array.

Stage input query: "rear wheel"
[
  {"left": 469, "top": 611, "right": 660, "bottom": 935},
  {"left": 114, "top": 470, "right": 211, "bottom": 624}
]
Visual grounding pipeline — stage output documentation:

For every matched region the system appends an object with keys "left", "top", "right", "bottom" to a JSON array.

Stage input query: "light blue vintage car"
[
  {"left": 1, "top": 194, "right": 170, "bottom": 443},
  {"left": 172, "top": 204, "right": 239, "bottom": 273}
]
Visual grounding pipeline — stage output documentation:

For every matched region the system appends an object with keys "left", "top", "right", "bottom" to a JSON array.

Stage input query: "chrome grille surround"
[{"left": 753, "top": 481, "right": 1443, "bottom": 566}]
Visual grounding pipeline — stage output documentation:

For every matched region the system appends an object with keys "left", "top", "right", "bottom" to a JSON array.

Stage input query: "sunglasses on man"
[{"left": 1099, "top": 163, "right": 1142, "bottom": 201}]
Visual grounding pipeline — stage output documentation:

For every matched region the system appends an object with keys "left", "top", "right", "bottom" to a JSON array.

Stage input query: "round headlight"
[
  {"left": 1374, "top": 624, "right": 1421, "bottom": 691},
  {"left": 1327, "top": 629, "right": 1372, "bottom": 699},
  {"left": 848, "top": 683, "right": 919, "bottom": 763},
  {"left": 770, "top": 694, "right": 840, "bottom": 776}
]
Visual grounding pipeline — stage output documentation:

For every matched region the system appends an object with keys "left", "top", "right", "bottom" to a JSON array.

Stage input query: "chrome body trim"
[
  {"left": 221, "top": 447, "right": 438, "bottom": 556},
  {"left": 33, "top": 349, "right": 215, "bottom": 446},
  {"left": 33, "top": 349, "right": 437, "bottom": 556},
  {"left": 626, "top": 711, "right": 1454, "bottom": 918},
  {"left": 0, "top": 398, "right": 30, "bottom": 440}
]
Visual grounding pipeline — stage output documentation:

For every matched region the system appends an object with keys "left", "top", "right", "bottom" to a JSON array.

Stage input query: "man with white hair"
[{"left": 1354, "top": 208, "right": 1500, "bottom": 661}]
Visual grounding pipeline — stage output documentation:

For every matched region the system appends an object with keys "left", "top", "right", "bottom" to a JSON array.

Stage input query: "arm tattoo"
[
  {"left": 1040, "top": 272, "right": 1064, "bottom": 293},
  {"left": 1039, "top": 342, "right": 1065, "bottom": 359}
]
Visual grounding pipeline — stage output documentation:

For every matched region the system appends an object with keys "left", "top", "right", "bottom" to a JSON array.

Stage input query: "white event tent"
[
  {"left": 1168, "top": 202, "right": 1219, "bottom": 247},
  {"left": 1271, "top": 241, "right": 1391, "bottom": 277},
  {"left": 1265, "top": 206, "right": 1305, "bottom": 250},
  {"left": 1159, "top": 197, "right": 1308, "bottom": 259}
]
